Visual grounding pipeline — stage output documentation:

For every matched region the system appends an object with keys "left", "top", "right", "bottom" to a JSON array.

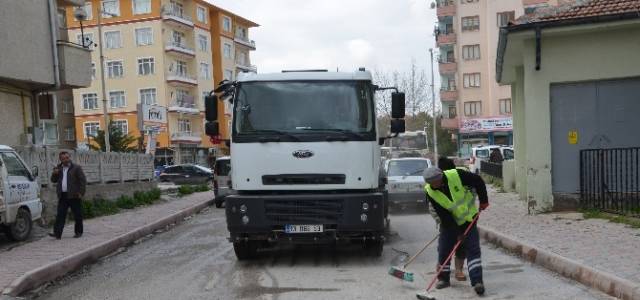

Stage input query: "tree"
[{"left": 89, "top": 123, "right": 139, "bottom": 153}]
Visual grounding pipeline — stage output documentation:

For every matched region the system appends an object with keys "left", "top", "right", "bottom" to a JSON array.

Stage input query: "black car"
[{"left": 159, "top": 164, "right": 213, "bottom": 185}]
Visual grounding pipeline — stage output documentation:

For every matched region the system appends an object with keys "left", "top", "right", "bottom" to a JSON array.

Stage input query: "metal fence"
[
  {"left": 580, "top": 147, "right": 640, "bottom": 216},
  {"left": 480, "top": 161, "right": 502, "bottom": 179}
]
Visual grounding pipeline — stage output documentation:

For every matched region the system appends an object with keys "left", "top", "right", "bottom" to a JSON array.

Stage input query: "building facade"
[
  {"left": 436, "top": 0, "right": 558, "bottom": 157},
  {"left": 65, "top": 0, "right": 257, "bottom": 164}
]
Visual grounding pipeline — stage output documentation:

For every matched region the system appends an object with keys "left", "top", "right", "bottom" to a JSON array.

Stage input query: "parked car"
[
  {"left": 159, "top": 164, "right": 213, "bottom": 185},
  {"left": 468, "top": 145, "right": 514, "bottom": 174},
  {"left": 0, "top": 145, "right": 42, "bottom": 241},
  {"left": 385, "top": 158, "right": 432, "bottom": 210},
  {"left": 213, "top": 156, "right": 233, "bottom": 208}
]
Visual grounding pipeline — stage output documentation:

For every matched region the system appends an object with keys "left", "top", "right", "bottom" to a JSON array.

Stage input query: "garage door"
[{"left": 550, "top": 77, "right": 640, "bottom": 194}]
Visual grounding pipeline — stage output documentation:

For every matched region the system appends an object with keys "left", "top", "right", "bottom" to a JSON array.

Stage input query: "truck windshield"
[{"left": 234, "top": 81, "right": 374, "bottom": 141}]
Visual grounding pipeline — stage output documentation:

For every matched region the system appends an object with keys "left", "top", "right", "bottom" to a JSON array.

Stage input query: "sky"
[{"left": 206, "top": 0, "right": 438, "bottom": 75}]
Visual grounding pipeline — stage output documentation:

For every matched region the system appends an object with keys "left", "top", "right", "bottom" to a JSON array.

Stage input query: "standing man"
[
  {"left": 49, "top": 151, "right": 87, "bottom": 239},
  {"left": 423, "top": 166, "right": 489, "bottom": 296}
]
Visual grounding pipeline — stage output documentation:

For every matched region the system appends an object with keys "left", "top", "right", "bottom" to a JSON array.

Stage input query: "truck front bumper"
[{"left": 225, "top": 192, "right": 385, "bottom": 243}]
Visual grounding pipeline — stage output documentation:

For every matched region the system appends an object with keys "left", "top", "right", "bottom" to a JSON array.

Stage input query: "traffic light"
[
  {"left": 205, "top": 94, "right": 218, "bottom": 122},
  {"left": 205, "top": 121, "right": 219, "bottom": 136}
]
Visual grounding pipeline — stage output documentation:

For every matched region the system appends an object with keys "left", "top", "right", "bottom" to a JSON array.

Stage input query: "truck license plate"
[{"left": 285, "top": 224, "right": 323, "bottom": 233}]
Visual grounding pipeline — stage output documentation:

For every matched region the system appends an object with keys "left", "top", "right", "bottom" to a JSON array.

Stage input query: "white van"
[
  {"left": 0, "top": 145, "right": 42, "bottom": 241},
  {"left": 468, "top": 145, "right": 514, "bottom": 174}
]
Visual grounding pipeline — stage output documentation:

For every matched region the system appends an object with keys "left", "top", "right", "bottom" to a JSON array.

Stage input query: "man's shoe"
[
  {"left": 73, "top": 233, "right": 82, "bottom": 238},
  {"left": 48, "top": 233, "right": 61, "bottom": 240},
  {"left": 435, "top": 280, "right": 450, "bottom": 289},
  {"left": 474, "top": 283, "right": 485, "bottom": 296}
]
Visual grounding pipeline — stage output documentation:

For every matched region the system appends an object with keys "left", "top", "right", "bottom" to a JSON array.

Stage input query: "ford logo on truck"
[{"left": 292, "top": 150, "right": 314, "bottom": 159}]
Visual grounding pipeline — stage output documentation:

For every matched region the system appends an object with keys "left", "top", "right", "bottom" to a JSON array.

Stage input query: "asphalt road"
[{"left": 34, "top": 206, "right": 615, "bottom": 300}]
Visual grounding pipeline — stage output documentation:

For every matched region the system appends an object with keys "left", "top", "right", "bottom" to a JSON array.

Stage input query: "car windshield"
[
  {"left": 387, "top": 160, "right": 430, "bottom": 177},
  {"left": 234, "top": 81, "right": 374, "bottom": 135}
]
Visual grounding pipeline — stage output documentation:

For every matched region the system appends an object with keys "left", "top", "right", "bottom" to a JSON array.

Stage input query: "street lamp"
[
  {"left": 96, "top": 7, "right": 119, "bottom": 152},
  {"left": 429, "top": 1, "right": 440, "bottom": 166}
]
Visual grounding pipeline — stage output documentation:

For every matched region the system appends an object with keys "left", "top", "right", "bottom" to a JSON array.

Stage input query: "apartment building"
[
  {"left": 436, "top": 0, "right": 559, "bottom": 157},
  {"left": 65, "top": 0, "right": 257, "bottom": 164}
]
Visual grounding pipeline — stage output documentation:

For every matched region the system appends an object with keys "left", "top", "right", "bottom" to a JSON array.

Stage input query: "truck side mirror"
[
  {"left": 205, "top": 122, "right": 219, "bottom": 136},
  {"left": 205, "top": 94, "right": 218, "bottom": 122},
  {"left": 391, "top": 92, "right": 406, "bottom": 119},
  {"left": 391, "top": 119, "right": 406, "bottom": 134}
]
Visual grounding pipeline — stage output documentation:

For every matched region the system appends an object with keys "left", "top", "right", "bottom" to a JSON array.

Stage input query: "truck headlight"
[
  {"left": 242, "top": 215, "right": 250, "bottom": 225},
  {"left": 362, "top": 202, "right": 369, "bottom": 211},
  {"left": 240, "top": 204, "right": 247, "bottom": 214},
  {"left": 360, "top": 213, "right": 368, "bottom": 223}
]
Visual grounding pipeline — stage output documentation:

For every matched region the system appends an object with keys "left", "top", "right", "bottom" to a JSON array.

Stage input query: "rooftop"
[{"left": 512, "top": 0, "right": 640, "bottom": 25}]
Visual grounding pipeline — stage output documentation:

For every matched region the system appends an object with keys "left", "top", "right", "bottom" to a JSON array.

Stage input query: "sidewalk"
[
  {"left": 0, "top": 191, "right": 214, "bottom": 296},
  {"left": 479, "top": 186, "right": 640, "bottom": 299}
]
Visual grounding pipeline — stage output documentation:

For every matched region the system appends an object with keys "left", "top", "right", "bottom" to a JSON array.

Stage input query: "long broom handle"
[
  {"left": 403, "top": 234, "right": 440, "bottom": 269},
  {"left": 425, "top": 212, "right": 481, "bottom": 292}
]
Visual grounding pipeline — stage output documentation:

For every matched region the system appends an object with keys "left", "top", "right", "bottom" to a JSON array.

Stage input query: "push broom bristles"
[{"left": 388, "top": 265, "right": 414, "bottom": 282}]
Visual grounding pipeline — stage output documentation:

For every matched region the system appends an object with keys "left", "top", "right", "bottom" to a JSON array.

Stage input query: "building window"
[
  {"left": 448, "top": 105, "right": 457, "bottom": 118},
  {"left": 198, "top": 34, "right": 208, "bottom": 52},
  {"left": 43, "top": 121, "right": 58, "bottom": 145},
  {"left": 222, "top": 16, "right": 231, "bottom": 32},
  {"left": 463, "top": 73, "right": 481, "bottom": 88},
  {"left": 497, "top": 11, "right": 515, "bottom": 27},
  {"left": 106, "top": 61, "right": 124, "bottom": 78},
  {"left": 224, "top": 69, "right": 233, "bottom": 80},
  {"left": 460, "top": 0, "right": 478, "bottom": 3},
  {"left": 140, "top": 88, "right": 157, "bottom": 105},
  {"left": 464, "top": 101, "right": 482, "bottom": 116},
  {"left": 461, "top": 16, "right": 480, "bottom": 31},
  {"left": 525, "top": 4, "right": 548, "bottom": 14},
  {"left": 64, "top": 127, "right": 75, "bottom": 141},
  {"left": 91, "top": 62, "right": 96, "bottom": 80},
  {"left": 62, "top": 99, "right": 74, "bottom": 114},
  {"left": 76, "top": 32, "right": 94, "bottom": 49},
  {"left": 84, "top": 122, "right": 100, "bottom": 138},
  {"left": 441, "top": 76, "right": 456, "bottom": 91},
  {"left": 82, "top": 93, "right": 98, "bottom": 110},
  {"left": 112, "top": 120, "right": 128, "bottom": 134},
  {"left": 169, "top": 0, "right": 184, "bottom": 17},
  {"left": 199, "top": 63, "right": 211, "bottom": 79},
  {"left": 223, "top": 43, "right": 232, "bottom": 59},
  {"left": 197, "top": 6, "right": 207, "bottom": 23},
  {"left": 137, "top": 57, "right": 155, "bottom": 75},
  {"left": 76, "top": 2, "right": 93, "bottom": 20},
  {"left": 237, "top": 52, "right": 247, "bottom": 65},
  {"left": 178, "top": 119, "right": 191, "bottom": 133},
  {"left": 101, "top": 0, "right": 120, "bottom": 17},
  {"left": 174, "top": 60, "right": 188, "bottom": 76},
  {"left": 499, "top": 98, "right": 512, "bottom": 115},
  {"left": 135, "top": 27, "right": 153, "bottom": 46},
  {"left": 462, "top": 44, "right": 480, "bottom": 60},
  {"left": 132, "top": 0, "right": 151, "bottom": 14},
  {"left": 104, "top": 31, "right": 122, "bottom": 49},
  {"left": 109, "top": 91, "right": 126, "bottom": 108}
]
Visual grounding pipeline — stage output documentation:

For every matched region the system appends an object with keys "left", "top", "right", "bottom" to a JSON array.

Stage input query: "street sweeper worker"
[{"left": 423, "top": 167, "right": 489, "bottom": 296}]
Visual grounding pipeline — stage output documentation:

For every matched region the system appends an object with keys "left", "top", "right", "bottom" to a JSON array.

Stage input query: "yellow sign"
[{"left": 568, "top": 130, "right": 578, "bottom": 144}]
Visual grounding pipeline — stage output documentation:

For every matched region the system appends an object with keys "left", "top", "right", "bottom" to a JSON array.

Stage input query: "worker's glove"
[{"left": 479, "top": 202, "right": 489, "bottom": 211}]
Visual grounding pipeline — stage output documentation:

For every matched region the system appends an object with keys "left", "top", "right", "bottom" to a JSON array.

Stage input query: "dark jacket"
[
  {"left": 50, "top": 162, "right": 87, "bottom": 199},
  {"left": 426, "top": 169, "right": 488, "bottom": 232}
]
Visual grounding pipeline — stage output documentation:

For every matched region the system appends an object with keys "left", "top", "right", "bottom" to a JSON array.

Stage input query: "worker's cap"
[{"left": 423, "top": 167, "right": 443, "bottom": 183}]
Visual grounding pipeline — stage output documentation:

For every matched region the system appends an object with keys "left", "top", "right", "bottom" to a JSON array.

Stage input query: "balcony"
[
  {"left": 165, "top": 41, "right": 195, "bottom": 58},
  {"left": 161, "top": 6, "right": 194, "bottom": 28},
  {"left": 57, "top": 41, "right": 91, "bottom": 88},
  {"left": 441, "top": 117, "right": 459, "bottom": 129},
  {"left": 436, "top": 31, "right": 456, "bottom": 46},
  {"left": 437, "top": 0, "right": 456, "bottom": 17},
  {"left": 168, "top": 96, "right": 199, "bottom": 115},
  {"left": 440, "top": 88, "right": 458, "bottom": 101},
  {"left": 234, "top": 36, "right": 256, "bottom": 50},
  {"left": 439, "top": 59, "right": 457, "bottom": 75},
  {"left": 236, "top": 62, "right": 257, "bottom": 73},
  {"left": 166, "top": 71, "right": 198, "bottom": 87},
  {"left": 171, "top": 131, "right": 202, "bottom": 143}
]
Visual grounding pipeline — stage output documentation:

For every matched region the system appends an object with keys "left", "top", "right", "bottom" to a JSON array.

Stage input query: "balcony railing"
[
  {"left": 441, "top": 117, "right": 459, "bottom": 129},
  {"left": 440, "top": 88, "right": 458, "bottom": 101},
  {"left": 236, "top": 62, "right": 258, "bottom": 73},
  {"left": 161, "top": 6, "right": 194, "bottom": 28},
  {"left": 439, "top": 60, "right": 457, "bottom": 74},
  {"left": 436, "top": 31, "right": 456, "bottom": 46},
  {"left": 171, "top": 131, "right": 202, "bottom": 143},
  {"left": 437, "top": 0, "right": 456, "bottom": 17},
  {"left": 234, "top": 36, "right": 257, "bottom": 50},
  {"left": 166, "top": 71, "right": 198, "bottom": 86},
  {"left": 168, "top": 96, "right": 199, "bottom": 114},
  {"left": 164, "top": 41, "right": 195, "bottom": 57}
]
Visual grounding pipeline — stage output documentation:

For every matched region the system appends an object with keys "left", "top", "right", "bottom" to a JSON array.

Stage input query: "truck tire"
[
  {"left": 233, "top": 241, "right": 258, "bottom": 260},
  {"left": 5, "top": 208, "right": 32, "bottom": 241},
  {"left": 365, "top": 239, "right": 383, "bottom": 257},
  {"left": 215, "top": 196, "right": 225, "bottom": 208}
]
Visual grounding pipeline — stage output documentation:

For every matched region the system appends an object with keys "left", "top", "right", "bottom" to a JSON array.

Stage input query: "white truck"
[
  {"left": 0, "top": 145, "right": 42, "bottom": 241},
  {"left": 205, "top": 69, "right": 406, "bottom": 259}
]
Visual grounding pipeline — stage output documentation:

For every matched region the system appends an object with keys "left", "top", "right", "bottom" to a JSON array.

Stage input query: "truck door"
[{"left": 0, "top": 152, "right": 36, "bottom": 206}]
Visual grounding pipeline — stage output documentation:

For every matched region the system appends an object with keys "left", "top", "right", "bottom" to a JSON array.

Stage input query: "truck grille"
[
  {"left": 264, "top": 199, "right": 344, "bottom": 225},
  {"left": 262, "top": 174, "right": 346, "bottom": 185}
]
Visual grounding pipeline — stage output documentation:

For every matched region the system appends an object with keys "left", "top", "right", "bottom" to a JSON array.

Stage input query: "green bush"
[
  {"left": 76, "top": 189, "right": 163, "bottom": 222},
  {"left": 116, "top": 195, "right": 136, "bottom": 209},
  {"left": 194, "top": 184, "right": 210, "bottom": 192}
]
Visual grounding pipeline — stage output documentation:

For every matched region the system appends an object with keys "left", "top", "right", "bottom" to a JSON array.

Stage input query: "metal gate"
[{"left": 580, "top": 148, "right": 640, "bottom": 216}]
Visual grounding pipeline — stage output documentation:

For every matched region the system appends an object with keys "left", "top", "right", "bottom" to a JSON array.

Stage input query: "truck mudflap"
[{"left": 225, "top": 192, "right": 385, "bottom": 243}]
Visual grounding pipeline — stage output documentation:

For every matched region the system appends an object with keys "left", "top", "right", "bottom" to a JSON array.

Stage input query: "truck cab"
[
  {"left": 207, "top": 69, "right": 406, "bottom": 259},
  {"left": 0, "top": 145, "right": 42, "bottom": 241}
]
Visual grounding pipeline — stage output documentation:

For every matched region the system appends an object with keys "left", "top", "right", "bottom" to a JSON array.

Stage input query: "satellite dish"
[{"left": 430, "top": 2, "right": 436, "bottom": 9}]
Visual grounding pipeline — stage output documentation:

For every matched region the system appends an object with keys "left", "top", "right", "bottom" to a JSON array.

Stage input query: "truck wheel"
[
  {"left": 5, "top": 208, "right": 32, "bottom": 241},
  {"left": 233, "top": 241, "right": 258, "bottom": 260},
  {"left": 215, "top": 196, "right": 225, "bottom": 208},
  {"left": 365, "top": 239, "right": 383, "bottom": 257}
]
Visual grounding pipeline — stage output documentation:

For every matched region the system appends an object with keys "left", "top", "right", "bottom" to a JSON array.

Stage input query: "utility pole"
[
  {"left": 98, "top": 7, "right": 111, "bottom": 152},
  {"left": 429, "top": 48, "right": 438, "bottom": 167}
]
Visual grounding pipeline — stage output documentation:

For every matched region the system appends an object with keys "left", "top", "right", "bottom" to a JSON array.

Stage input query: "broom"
[{"left": 388, "top": 233, "right": 440, "bottom": 282}]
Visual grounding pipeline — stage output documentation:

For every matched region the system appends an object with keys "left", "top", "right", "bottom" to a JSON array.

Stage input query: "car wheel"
[{"left": 5, "top": 208, "right": 32, "bottom": 241}]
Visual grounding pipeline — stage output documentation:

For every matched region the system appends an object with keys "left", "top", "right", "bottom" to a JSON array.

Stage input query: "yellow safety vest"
[{"left": 425, "top": 169, "right": 478, "bottom": 225}]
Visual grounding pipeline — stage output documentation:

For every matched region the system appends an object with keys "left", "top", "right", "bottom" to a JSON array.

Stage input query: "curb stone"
[
  {"left": 479, "top": 225, "right": 640, "bottom": 300},
  {"left": 2, "top": 199, "right": 213, "bottom": 297}
]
